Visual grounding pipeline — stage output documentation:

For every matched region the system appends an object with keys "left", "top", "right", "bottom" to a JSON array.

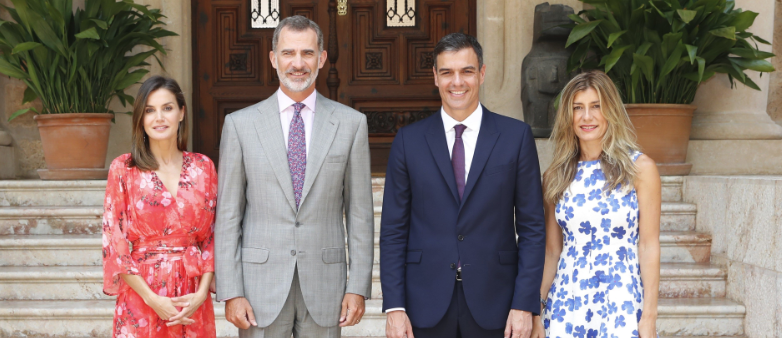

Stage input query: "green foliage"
[
  {"left": 566, "top": 0, "right": 775, "bottom": 104},
  {"left": 0, "top": 0, "right": 177, "bottom": 121}
]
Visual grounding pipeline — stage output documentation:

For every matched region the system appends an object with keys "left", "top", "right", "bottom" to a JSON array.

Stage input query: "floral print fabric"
[
  {"left": 102, "top": 152, "right": 217, "bottom": 338},
  {"left": 544, "top": 152, "right": 646, "bottom": 338}
]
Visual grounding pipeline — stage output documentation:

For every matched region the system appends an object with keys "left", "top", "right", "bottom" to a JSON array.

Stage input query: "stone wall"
[
  {"left": 683, "top": 176, "right": 782, "bottom": 338},
  {"left": 0, "top": 0, "right": 191, "bottom": 178},
  {"left": 477, "top": 0, "right": 584, "bottom": 121},
  {"left": 769, "top": 0, "right": 782, "bottom": 124}
]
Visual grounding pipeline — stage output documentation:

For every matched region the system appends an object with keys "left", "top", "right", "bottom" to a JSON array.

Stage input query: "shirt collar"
[
  {"left": 441, "top": 104, "right": 483, "bottom": 133},
  {"left": 277, "top": 89, "right": 317, "bottom": 113}
]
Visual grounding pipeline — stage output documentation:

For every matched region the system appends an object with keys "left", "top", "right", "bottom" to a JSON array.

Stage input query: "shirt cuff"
[
  {"left": 385, "top": 307, "right": 406, "bottom": 313},
  {"left": 218, "top": 296, "right": 239, "bottom": 302}
]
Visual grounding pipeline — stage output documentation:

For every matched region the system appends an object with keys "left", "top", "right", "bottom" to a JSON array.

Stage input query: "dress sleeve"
[
  {"left": 102, "top": 157, "right": 139, "bottom": 296},
  {"left": 197, "top": 157, "right": 217, "bottom": 275}
]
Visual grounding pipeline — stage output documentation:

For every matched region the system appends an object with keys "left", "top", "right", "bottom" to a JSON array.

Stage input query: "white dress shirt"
[
  {"left": 441, "top": 104, "right": 482, "bottom": 183},
  {"left": 277, "top": 89, "right": 317, "bottom": 158},
  {"left": 385, "top": 104, "right": 483, "bottom": 314}
]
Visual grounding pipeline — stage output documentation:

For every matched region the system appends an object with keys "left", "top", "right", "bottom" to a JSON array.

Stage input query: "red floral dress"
[{"left": 102, "top": 152, "right": 217, "bottom": 338}]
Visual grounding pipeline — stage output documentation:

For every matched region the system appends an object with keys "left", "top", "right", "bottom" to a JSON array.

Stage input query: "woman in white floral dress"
[{"left": 531, "top": 71, "right": 661, "bottom": 338}]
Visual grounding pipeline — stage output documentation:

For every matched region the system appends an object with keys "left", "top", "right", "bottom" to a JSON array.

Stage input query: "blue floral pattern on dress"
[{"left": 545, "top": 152, "right": 649, "bottom": 338}]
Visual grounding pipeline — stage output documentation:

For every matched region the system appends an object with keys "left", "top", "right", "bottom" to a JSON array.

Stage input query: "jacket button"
[
  {"left": 291, "top": 250, "right": 296, "bottom": 256},
  {"left": 295, "top": 222, "right": 301, "bottom": 227},
  {"left": 450, "top": 263, "right": 456, "bottom": 269},
  {"left": 458, "top": 235, "right": 464, "bottom": 241}
]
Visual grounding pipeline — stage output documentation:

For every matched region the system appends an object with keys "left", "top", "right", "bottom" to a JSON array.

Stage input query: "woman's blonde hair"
[{"left": 543, "top": 70, "right": 639, "bottom": 204}]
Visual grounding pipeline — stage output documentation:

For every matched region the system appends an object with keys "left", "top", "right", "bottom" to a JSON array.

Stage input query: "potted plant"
[
  {"left": 0, "top": 0, "right": 176, "bottom": 179},
  {"left": 564, "top": 0, "right": 775, "bottom": 175}
]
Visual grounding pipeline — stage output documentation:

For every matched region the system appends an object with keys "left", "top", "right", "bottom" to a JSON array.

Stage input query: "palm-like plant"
[
  {"left": 565, "top": 0, "right": 775, "bottom": 104},
  {"left": 0, "top": 0, "right": 177, "bottom": 120}
]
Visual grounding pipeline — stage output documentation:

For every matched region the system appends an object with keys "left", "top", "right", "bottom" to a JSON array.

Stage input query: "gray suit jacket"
[{"left": 214, "top": 92, "right": 374, "bottom": 328}]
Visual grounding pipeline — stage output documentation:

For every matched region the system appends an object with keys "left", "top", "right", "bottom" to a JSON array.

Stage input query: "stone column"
[
  {"left": 103, "top": 0, "right": 193, "bottom": 166},
  {"left": 690, "top": 0, "right": 782, "bottom": 140},
  {"left": 477, "top": 0, "right": 584, "bottom": 121}
]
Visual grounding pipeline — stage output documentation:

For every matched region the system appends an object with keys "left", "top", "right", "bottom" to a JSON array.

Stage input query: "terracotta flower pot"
[
  {"left": 33, "top": 113, "right": 113, "bottom": 180},
  {"left": 625, "top": 104, "right": 695, "bottom": 176}
]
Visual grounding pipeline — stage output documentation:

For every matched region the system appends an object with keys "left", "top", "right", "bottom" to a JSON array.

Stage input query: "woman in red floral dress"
[{"left": 103, "top": 76, "right": 217, "bottom": 338}]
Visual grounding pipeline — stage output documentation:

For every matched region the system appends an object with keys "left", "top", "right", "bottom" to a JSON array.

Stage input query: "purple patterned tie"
[
  {"left": 452, "top": 124, "right": 467, "bottom": 200},
  {"left": 288, "top": 102, "right": 306, "bottom": 209}
]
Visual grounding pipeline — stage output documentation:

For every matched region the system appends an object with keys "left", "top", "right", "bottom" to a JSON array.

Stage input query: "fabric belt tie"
[{"left": 132, "top": 235, "right": 204, "bottom": 279}]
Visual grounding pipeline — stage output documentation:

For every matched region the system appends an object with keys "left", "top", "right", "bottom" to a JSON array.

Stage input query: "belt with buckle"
[{"left": 456, "top": 267, "right": 462, "bottom": 281}]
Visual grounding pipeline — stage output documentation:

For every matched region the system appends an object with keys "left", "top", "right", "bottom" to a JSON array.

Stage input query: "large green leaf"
[
  {"left": 710, "top": 27, "right": 736, "bottom": 40},
  {"left": 730, "top": 58, "right": 775, "bottom": 72},
  {"left": 607, "top": 30, "right": 627, "bottom": 48},
  {"left": 604, "top": 45, "right": 631, "bottom": 73},
  {"left": 730, "top": 48, "right": 774, "bottom": 60},
  {"left": 113, "top": 68, "right": 148, "bottom": 90},
  {"left": 661, "top": 43, "right": 685, "bottom": 77},
  {"left": 566, "top": 20, "right": 603, "bottom": 48},
  {"left": 0, "top": 57, "right": 28, "bottom": 79},
  {"left": 75, "top": 27, "right": 100, "bottom": 40},
  {"left": 7, "top": 107, "right": 32, "bottom": 122},
  {"left": 677, "top": 9, "right": 697, "bottom": 24},
  {"left": 11, "top": 41, "right": 42, "bottom": 54},
  {"left": 22, "top": 85, "right": 36, "bottom": 104},
  {"left": 632, "top": 53, "right": 655, "bottom": 82},
  {"left": 729, "top": 10, "right": 757, "bottom": 32},
  {"left": 685, "top": 44, "right": 698, "bottom": 64}
]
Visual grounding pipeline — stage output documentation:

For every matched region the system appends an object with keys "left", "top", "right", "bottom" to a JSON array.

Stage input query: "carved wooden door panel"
[{"left": 192, "top": 0, "right": 475, "bottom": 172}]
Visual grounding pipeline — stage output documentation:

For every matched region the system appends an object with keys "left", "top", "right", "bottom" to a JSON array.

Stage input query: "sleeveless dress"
[
  {"left": 102, "top": 152, "right": 217, "bottom": 338},
  {"left": 544, "top": 151, "right": 647, "bottom": 338}
]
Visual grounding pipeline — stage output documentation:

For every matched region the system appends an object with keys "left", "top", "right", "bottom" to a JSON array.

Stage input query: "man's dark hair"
[
  {"left": 272, "top": 15, "right": 324, "bottom": 52},
  {"left": 433, "top": 33, "right": 483, "bottom": 70}
]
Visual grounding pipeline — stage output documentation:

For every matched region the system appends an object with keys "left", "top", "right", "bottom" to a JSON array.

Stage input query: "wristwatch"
[{"left": 540, "top": 296, "right": 547, "bottom": 310}]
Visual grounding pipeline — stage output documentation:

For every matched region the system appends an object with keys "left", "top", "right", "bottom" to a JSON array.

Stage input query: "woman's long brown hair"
[{"left": 129, "top": 76, "right": 188, "bottom": 171}]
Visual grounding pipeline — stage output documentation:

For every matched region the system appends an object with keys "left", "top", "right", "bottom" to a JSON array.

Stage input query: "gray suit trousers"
[{"left": 239, "top": 267, "right": 340, "bottom": 338}]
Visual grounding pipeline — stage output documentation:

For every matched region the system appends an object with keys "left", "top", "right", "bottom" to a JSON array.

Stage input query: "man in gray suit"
[{"left": 215, "top": 15, "right": 374, "bottom": 338}]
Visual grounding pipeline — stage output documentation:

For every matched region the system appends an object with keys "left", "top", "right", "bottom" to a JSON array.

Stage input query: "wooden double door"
[{"left": 192, "top": 0, "right": 476, "bottom": 172}]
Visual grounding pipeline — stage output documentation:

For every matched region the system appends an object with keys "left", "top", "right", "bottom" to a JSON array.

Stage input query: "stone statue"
[{"left": 521, "top": 2, "right": 575, "bottom": 138}]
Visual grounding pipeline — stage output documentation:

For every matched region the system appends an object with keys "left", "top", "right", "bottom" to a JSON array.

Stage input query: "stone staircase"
[{"left": 0, "top": 177, "right": 746, "bottom": 337}]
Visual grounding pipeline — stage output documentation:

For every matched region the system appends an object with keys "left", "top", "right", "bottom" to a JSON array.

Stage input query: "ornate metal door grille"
[
  {"left": 387, "top": 0, "right": 416, "bottom": 27},
  {"left": 250, "top": 0, "right": 280, "bottom": 28}
]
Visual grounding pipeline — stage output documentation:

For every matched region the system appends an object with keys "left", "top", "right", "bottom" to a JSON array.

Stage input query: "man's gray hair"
[{"left": 272, "top": 15, "right": 324, "bottom": 52}]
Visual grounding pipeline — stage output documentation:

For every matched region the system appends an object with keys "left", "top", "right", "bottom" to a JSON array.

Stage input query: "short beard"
[{"left": 277, "top": 57, "right": 320, "bottom": 92}]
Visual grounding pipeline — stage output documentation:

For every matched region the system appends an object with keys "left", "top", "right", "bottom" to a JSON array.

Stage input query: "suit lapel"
[
  {"left": 299, "top": 93, "right": 339, "bottom": 208},
  {"left": 460, "top": 107, "right": 500, "bottom": 209},
  {"left": 425, "top": 113, "right": 459, "bottom": 203},
  {"left": 254, "top": 95, "right": 298, "bottom": 213}
]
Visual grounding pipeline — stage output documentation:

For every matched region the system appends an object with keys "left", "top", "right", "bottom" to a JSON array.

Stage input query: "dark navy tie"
[{"left": 452, "top": 124, "right": 467, "bottom": 200}]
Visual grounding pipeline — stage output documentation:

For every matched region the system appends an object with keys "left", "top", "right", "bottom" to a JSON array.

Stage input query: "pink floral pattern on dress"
[{"left": 102, "top": 152, "right": 217, "bottom": 338}]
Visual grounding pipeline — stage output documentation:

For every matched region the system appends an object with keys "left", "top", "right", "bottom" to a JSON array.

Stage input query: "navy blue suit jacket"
[{"left": 379, "top": 107, "right": 546, "bottom": 330}]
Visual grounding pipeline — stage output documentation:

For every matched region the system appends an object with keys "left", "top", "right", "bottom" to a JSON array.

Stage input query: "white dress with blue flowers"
[{"left": 544, "top": 152, "right": 645, "bottom": 338}]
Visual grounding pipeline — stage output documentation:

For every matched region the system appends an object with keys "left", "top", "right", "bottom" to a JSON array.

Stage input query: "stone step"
[
  {"left": 660, "top": 232, "right": 712, "bottom": 264},
  {"left": 0, "top": 298, "right": 742, "bottom": 337},
  {"left": 0, "top": 235, "right": 102, "bottom": 266},
  {"left": 0, "top": 176, "right": 683, "bottom": 208},
  {"left": 0, "top": 206, "right": 102, "bottom": 235},
  {"left": 0, "top": 198, "right": 693, "bottom": 235},
  {"left": 657, "top": 298, "right": 745, "bottom": 336},
  {"left": 0, "top": 180, "right": 107, "bottom": 207},
  {"left": 0, "top": 262, "right": 724, "bottom": 300},
  {"left": 661, "top": 176, "right": 683, "bottom": 202},
  {"left": 0, "top": 299, "right": 386, "bottom": 337},
  {"left": 660, "top": 202, "right": 696, "bottom": 231},
  {"left": 0, "top": 229, "right": 712, "bottom": 267},
  {"left": 659, "top": 263, "right": 725, "bottom": 298}
]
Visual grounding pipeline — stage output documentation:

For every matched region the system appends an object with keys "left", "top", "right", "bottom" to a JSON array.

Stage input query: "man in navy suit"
[{"left": 380, "top": 33, "right": 545, "bottom": 338}]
